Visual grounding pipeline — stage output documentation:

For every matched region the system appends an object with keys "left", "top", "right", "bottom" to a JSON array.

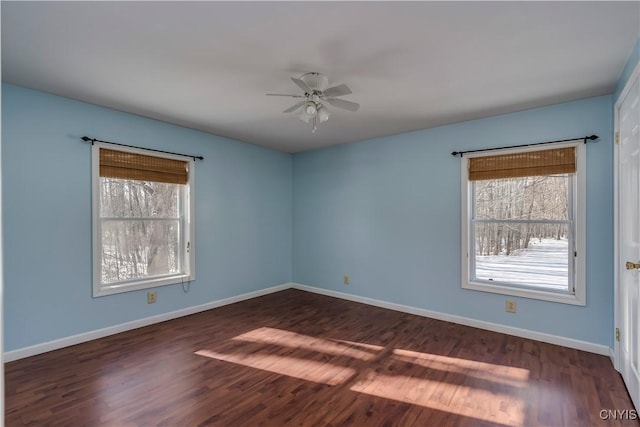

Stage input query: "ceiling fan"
[{"left": 267, "top": 72, "right": 360, "bottom": 133}]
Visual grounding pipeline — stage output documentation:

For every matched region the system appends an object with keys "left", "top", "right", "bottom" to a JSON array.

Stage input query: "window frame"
[
  {"left": 92, "top": 142, "right": 195, "bottom": 297},
  {"left": 460, "top": 141, "right": 586, "bottom": 306}
]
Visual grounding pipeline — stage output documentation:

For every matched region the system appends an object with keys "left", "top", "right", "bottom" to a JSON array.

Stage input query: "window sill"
[
  {"left": 463, "top": 281, "right": 585, "bottom": 306},
  {"left": 93, "top": 273, "right": 194, "bottom": 297}
]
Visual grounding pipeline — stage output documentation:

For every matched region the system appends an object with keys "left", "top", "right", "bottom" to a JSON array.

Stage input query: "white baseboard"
[
  {"left": 4, "top": 283, "right": 293, "bottom": 362},
  {"left": 291, "top": 283, "right": 611, "bottom": 356},
  {"left": 5, "top": 281, "right": 612, "bottom": 362}
]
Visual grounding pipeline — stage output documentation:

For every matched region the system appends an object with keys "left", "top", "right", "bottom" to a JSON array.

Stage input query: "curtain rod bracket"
[
  {"left": 82, "top": 136, "right": 204, "bottom": 161},
  {"left": 451, "top": 135, "right": 598, "bottom": 157}
]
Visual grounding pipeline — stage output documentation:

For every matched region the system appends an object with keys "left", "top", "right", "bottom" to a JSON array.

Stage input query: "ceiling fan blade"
[
  {"left": 327, "top": 97, "right": 360, "bottom": 112},
  {"left": 323, "top": 84, "right": 352, "bottom": 97},
  {"left": 291, "top": 77, "right": 312, "bottom": 94},
  {"left": 283, "top": 100, "right": 306, "bottom": 113},
  {"left": 266, "top": 93, "right": 305, "bottom": 98}
]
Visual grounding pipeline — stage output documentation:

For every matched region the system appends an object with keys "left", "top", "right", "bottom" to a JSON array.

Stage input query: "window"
[
  {"left": 461, "top": 142, "right": 586, "bottom": 305},
  {"left": 92, "top": 143, "right": 195, "bottom": 297}
]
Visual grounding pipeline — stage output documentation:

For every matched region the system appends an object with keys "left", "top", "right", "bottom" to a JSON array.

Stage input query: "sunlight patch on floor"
[
  {"left": 195, "top": 349, "right": 355, "bottom": 385},
  {"left": 197, "top": 327, "right": 529, "bottom": 424},
  {"left": 232, "top": 327, "right": 381, "bottom": 361},
  {"left": 331, "top": 338, "right": 385, "bottom": 353},
  {"left": 393, "top": 349, "right": 530, "bottom": 388}
]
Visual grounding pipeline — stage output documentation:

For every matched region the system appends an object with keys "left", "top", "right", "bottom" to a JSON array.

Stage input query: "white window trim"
[
  {"left": 460, "top": 141, "right": 586, "bottom": 306},
  {"left": 92, "top": 142, "right": 196, "bottom": 297}
]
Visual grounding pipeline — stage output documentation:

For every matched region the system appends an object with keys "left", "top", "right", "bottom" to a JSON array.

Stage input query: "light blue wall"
[
  {"left": 2, "top": 83, "right": 293, "bottom": 351},
  {"left": 293, "top": 95, "right": 614, "bottom": 346},
  {"left": 614, "top": 38, "right": 639, "bottom": 103},
  {"left": 1, "top": 83, "right": 623, "bottom": 351}
]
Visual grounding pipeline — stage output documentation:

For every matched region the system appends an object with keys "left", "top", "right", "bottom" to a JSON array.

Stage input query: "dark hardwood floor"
[{"left": 6, "top": 289, "right": 637, "bottom": 426}]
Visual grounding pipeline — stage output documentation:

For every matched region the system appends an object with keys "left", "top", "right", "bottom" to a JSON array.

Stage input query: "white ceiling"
[{"left": 2, "top": 2, "right": 638, "bottom": 153}]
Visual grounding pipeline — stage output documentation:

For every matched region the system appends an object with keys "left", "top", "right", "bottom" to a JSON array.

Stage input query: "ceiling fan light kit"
[
  {"left": 317, "top": 107, "right": 329, "bottom": 123},
  {"left": 305, "top": 102, "right": 317, "bottom": 116},
  {"left": 267, "top": 72, "right": 359, "bottom": 133}
]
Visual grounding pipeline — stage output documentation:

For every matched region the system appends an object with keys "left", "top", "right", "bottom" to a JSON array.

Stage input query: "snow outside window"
[
  {"left": 461, "top": 142, "right": 586, "bottom": 305},
  {"left": 92, "top": 143, "right": 195, "bottom": 297}
]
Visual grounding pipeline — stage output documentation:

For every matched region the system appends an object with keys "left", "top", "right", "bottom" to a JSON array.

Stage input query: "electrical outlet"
[
  {"left": 343, "top": 274, "right": 350, "bottom": 285},
  {"left": 506, "top": 300, "right": 516, "bottom": 313},
  {"left": 147, "top": 291, "right": 157, "bottom": 304}
]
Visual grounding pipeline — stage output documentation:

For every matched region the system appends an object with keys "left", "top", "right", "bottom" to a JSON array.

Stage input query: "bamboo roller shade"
[
  {"left": 468, "top": 146, "right": 576, "bottom": 181},
  {"left": 100, "top": 148, "right": 188, "bottom": 184}
]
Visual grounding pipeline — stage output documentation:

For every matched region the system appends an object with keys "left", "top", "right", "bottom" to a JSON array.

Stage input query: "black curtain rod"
[
  {"left": 82, "top": 136, "right": 204, "bottom": 161},
  {"left": 451, "top": 135, "right": 598, "bottom": 157}
]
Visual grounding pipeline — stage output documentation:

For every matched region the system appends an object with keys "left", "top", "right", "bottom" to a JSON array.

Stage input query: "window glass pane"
[
  {"left": 473, "top": 222, "right": 569, "bottom": 291},
  {"left": 100, "top": 178, "right": 180, "bottom": 218},
  {"left": 474, "top": 175, "right": 570, "bottom": 220},
  {"left": 101, "top": 219, "right": 181, "bottom": 284}
]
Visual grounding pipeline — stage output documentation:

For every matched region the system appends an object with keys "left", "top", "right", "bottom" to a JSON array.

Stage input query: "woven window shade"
[
  {"left": 468, "top": 147, "right": 576, "bottom": 181},
  {"left": 100, "top": 148, "right": 188, "bottom": 184}
]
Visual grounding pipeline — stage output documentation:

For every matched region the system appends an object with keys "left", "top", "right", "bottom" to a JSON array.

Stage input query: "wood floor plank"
[{"left": 5, "top": 289, "right": 638, "bottom": 426}]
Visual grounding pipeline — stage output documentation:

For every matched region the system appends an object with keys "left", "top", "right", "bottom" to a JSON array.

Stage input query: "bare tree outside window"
[
  {"left": 100, "top": 178, "right": 183, "bottom": 284},
  {"left": 472, "top": 174, "right": 572, "bottom": 291}
]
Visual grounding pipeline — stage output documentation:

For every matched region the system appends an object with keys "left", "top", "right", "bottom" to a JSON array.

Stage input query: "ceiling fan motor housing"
[{"left": 300, "top": 72, "right": 329, "bottom": 92}]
